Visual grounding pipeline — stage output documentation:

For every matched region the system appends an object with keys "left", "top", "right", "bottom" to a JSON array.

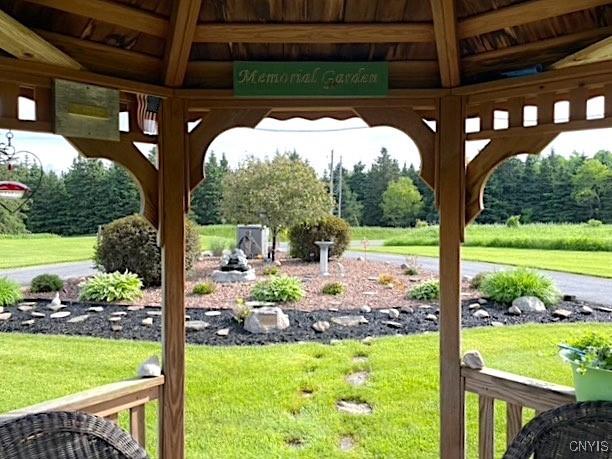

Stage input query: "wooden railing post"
[
  {"left": 130, "top": 405, "right": 146, "bottom": 447},
  {"left": 438, "top": 95, "right": 466, "bottom": 458},
  {"left": 158, "top": 97, "right": 188, "bottom": 459}
]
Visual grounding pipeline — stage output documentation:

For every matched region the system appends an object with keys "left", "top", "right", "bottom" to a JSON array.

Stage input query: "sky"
[{"left": 4, "top": 97, "right": 611, "bottom": 176}]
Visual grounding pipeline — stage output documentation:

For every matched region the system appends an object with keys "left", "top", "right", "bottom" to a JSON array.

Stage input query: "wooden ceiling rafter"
[
  {"left": 552, "top": 36, "right": 612, "bottom": 69},
  {"left": 430, "top": 0, "right": 461, "bottom": 87},
  {"left": 163, "top": 0, "right": 202, "bottom": 87}
]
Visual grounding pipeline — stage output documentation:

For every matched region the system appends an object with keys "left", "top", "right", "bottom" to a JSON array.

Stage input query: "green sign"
[{"left": 233, "top": 61, "right": 388, "bottom": 98}]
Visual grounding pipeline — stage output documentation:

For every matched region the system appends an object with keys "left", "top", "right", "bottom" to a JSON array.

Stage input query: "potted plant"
[{"left": 559, "top": 332, "right": 612, "bottom": 401}]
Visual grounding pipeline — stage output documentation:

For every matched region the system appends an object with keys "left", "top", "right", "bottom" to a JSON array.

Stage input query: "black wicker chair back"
[
  {"left": 504, "top": 401, "right": 612, "bottom": 459},
  {"left": 0, "top": 411, "right": 148, "bottom": 459}
]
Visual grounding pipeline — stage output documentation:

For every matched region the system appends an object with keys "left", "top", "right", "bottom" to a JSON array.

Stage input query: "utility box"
[{"left": 237, "top": 225, "right": 269, "bottom": 259}]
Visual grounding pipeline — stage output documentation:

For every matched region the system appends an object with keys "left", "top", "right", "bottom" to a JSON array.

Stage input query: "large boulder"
[
  {"left": 512, "top": 296, "right": 546, "bottom": 313},
  {"left": 244, "top": 306, "right": 290, "bottom": 333}
]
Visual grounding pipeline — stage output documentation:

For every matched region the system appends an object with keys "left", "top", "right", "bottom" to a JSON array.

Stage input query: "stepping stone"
[
  {"left": 67, "top": 314, "right": 89, "bottom": 323},
  {"left": 339, "top": 436, "right": 356, "bottom": 452},
  {"left": 31, "top": 312, "right": 45, "bottom": 318},
  {"left": 18, "top": 302, "right": 36, "bottom": 307},
  {"left": 47, "top": 304, "right": 66, "bottom": 312},
  {"left": 216, "top": 328, "right": 230, "bottom": 336},
  {"left": 108, "top": 316, "right": 122, "bottom": 322},
  {"left": 21, "top": 319, "right": 35, "bottom": 326},
  {"left": 0, "top": 312, "right": 12, "bottom": 321},
  {"left": 336, "top": 400, "right": 372, "bottom": 416},
  {"left": 50, "top": 311, "right": 70, "bottom": 319},
  {"left": 186, "top": 320, "right": 209, "bottom": 331},
  {"left": 331, "top": 316, "right": 368, "bottom": 327},
  {"left": 88, "top": 307, "right": 104, "bottom": 313},
  {"left": 383, "top": 321, "right": 402, "bottom": 328},
  {"left": 142, "top": 317, "right": 154, "bottom": 326},
  {"left": 127, "top": 305, "right": 144, "bottom": 311},
  {"left": 111, "top": 324, "right": 123, "bottom": 332},
  {"left": 146, "top": 310, "right": 162, "bottom": 316},
  {"left": 346, "top": 371, "right": 369, "bottom": 387},
  {"left": 205, "top": 311, "right": 222, "bottom": 317},
  {"left": 18, "top": 305, "right": 33, "bottom": 312},
  {"left": 352, "top": 356, "right": 368, "bottom": 364},
  {"left": 361, "top": 337, "right": 374, "bottom": 345},
  {"left": 111, "top": 311, "right": 127, "bottom": 316},
  {"left": 425, "top": 314, "right": 437, "bottom": 322}
]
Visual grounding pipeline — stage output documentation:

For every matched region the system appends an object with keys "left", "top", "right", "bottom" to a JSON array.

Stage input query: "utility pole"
[
  {"left": 329, "top": 149, "right": 334, "bottom": 213},
  {"left": 338, "top": 155, "right": 343, "bottom": 218}
]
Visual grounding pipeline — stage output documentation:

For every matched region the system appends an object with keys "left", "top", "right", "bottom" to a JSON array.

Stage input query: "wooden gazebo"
[{"left": 0, "top": 1, "right": 610, "bottom": 457}]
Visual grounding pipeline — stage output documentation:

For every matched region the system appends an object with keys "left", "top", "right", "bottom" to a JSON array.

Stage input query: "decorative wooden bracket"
[
  {"left": 354, "top": 106, "right": 436, "bottom": 190},
  {"left": 66, "top": 136, "right": 159, "bottom": 227},
  {"left": 464, "top": 133, "right": 558, "bottom": 224},
  {"left": 188, "top": 108, "right": 269, "bottom": 190}
]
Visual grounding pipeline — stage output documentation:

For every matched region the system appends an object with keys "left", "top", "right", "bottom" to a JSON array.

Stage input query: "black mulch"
[{"left": 0, "top": 298, "right": 610, "bottom": 346}]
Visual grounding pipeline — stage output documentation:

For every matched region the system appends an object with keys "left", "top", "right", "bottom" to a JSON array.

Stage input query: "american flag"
[{"left": 136, "top": 93, "right": 160, "bottom": 135}]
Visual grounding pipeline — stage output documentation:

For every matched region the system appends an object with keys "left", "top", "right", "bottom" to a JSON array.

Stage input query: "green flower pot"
[{"left": 560, "top": 350, "right": 612, "bottom": 402}]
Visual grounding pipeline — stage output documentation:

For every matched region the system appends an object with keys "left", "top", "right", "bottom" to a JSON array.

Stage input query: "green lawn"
[
  {"left": 369, "top": 245, "right": 612, "bottom": 278},
  {"left": 1, "top": 323, "right": 608, "bottom": 458}
]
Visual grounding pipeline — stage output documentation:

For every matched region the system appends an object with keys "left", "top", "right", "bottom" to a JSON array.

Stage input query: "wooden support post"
[
  {"left": 130, "top": 405, "right": 146, "bottom": 446},
  {"left": 0, "top": 82, "right": 19, "bottom": 118},
  {"left": 438, "top": 95, "right": 466, "bottom": 458},
  {"left": 158, "top": 97, "right": 188, "bottom": 459}
]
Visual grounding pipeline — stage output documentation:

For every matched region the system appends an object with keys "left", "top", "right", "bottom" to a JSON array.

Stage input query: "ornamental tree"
[
  {"left": 381, "top": 177, "right": 423, "bottom": 227},
  {"left": 222, "top": 154, "right": 331, "bottom": 259}
]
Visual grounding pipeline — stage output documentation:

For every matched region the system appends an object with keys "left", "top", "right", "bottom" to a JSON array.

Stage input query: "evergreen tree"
[
  {"left": 103, "top": 164, "right": 140, "bottom": 222},
  {"left": 331, "top": 162, "right": 363, "bottom": 226},
  {"left": 26, "top": 171, "right": 69, "bottom": 234},
  {"left": 405, "top": 163, "right": 438, "bottom": 222},
  {"left": 347, "top": 161, "right": 367, "bottom": 202},
  {"left": 362, "top": 148, "right": 400, "bottom": 226},
  {"left": 191, "top": 152, "right": 226, "bottom": 225}
]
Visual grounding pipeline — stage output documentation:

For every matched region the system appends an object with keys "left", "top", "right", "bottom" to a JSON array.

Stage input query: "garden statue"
[
  {"left": 220, "top": 248, "right": 250, "bottom": 272},
  {"left": 212, "top": 248, "right": 256, "bottom": 283}
]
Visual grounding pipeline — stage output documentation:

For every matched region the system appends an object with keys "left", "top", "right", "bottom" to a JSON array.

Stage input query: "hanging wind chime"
[{"left": 0, "top": 130, "right": 42, "bottom": 212}]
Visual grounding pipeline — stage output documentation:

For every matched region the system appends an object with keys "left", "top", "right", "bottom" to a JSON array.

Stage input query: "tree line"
[{"left": 1, "top": 147, "right": 610, "bottom": 235}]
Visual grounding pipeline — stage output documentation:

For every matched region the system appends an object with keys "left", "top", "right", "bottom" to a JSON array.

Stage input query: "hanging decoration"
[{"left": 0, "top": 130, "right": 42, "bottom": 213}]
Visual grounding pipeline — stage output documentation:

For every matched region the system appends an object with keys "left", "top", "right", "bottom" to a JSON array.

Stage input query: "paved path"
[
  {"left": 345, "top": 251, "right": 612, "bottom": 306},
  {"left": 2, "top": 252, "right": 610, "bottom": 306}
]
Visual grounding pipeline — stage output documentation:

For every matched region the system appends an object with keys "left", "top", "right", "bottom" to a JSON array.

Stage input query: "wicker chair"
[
  {"left": 504, "top": 401, "right": 612, "bottom": 459},
  {"left": 0, "top": 411, "right": 148, "bottom": 459}
]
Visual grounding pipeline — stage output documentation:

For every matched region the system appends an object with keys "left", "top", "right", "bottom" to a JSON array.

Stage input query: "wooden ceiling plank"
[
  {"left": 458, "top": 0, "right": 612, "bottom": 39},
  {"left": 193, "top": 23, "right": 435, "bottom": 43},
  {"left": 552, "top": 36, "right": 612, "bottom": 69},
  {"left": 23, "top": 0, "right": 168, "bottom": 38},
  {"left": 164, "top": 0, "right": 202, "bottom": 87},
  {"left": 430, "top": 0, "right": 461, "bottom": 87},
  {"left": 0, "top": 9, "right": 82, "bottom": 69}
]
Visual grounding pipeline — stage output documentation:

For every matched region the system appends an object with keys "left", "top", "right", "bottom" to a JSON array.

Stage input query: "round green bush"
[
  {"left": 288, "top": 215, "right": 351, "bottom": 262},
  {"left": 193, "top": 282, "right": 216, "bottom": 295},
  {"left": 408, "top": 280, "right": 439, "bottom": 300},
  {"left": 469, "top": 272, "right": 489, "bottom": 290},
  {"left": 95, "top": 215, "right": 200, "bottom": 287},
  {"left": 263, "top": 265, "right": 280, "bottom": 276},
  {"left": 0, "top": 277, "right": 23, "bottom": 307},
  {"left": 480, "top": 268, "right": 559, "bottom": 306},
  {"left": 587, "top": 219, "right": 602, "bottom": 227},
  {"left": 30, "top": 274, "right": 64, "bottom": 293},
  {"left": 321, "top": 281, "right": 346, "bottom": 296},
  {"left": 506, "top": 215, "right": 521, "bottom": 227},
  {"left": 251, "top": 276, "right": 304, "bottom": 302},
  {"left": 80, "top": 271, "right": 143, "bottom": 302}
]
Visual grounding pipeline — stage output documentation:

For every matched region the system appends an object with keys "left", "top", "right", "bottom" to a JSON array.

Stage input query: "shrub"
[
  {"left": 404, "top": 267, "right": 418, "bottom": 276},
  {"left": 378, "top": 274, "right": 395, "bottom": 286},
  {"left": 0, "top": 277, "right": 22, "bottom": 307},
  {"left": 192, "top": 282, "right": 216, "bottom": 295},
  {"left": 80, "top": 272, "right": 143, "bottom": 302},
  {"left": 209, "top": 238, "right": 227, "bottom": 257},
  {"left": 469, "top": 272, "right": 489, "bottom": 290},
  {"left": 30, "top": 274, "right": 64, "bottom": 293},
  {"left": 252, "top": 276, "right": 305, "bottom": 302},
  {"left": 95, "top": 215, "right": 200, "bottom": 287},
  {"left": 480, "top": 268, "right": 559, "bottom": 306},
  {"left": 506, "top": 215, "right": 521, "bottom": 227},
  {"left": 288, "top": 215, "right": 351, "bottom": 262},
  {"left": 587, "top": 219, "right": 602, "bottom": 227},
  {"left": 232, "top": 301, "right": 253, "bottom": 323},
  {"left": 263, "top": 265, "right": 280, "bottom": 276},
  {"left": 321, "top": 281, "right": 346, "bottom": 295},
  {"left": 415, "top": 219, "right": 428, "bottom": 228},
  {"left": 408, "top": 281, "right": 439, "bottom": 300}
]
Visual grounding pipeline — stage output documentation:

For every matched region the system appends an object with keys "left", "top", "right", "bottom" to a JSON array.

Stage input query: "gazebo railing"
[
  {"left": 0, "top": 376, "right": 164, "bottom": 448},
  {"left": 462, "top": 367, "right": 575, "bottom": 459}
]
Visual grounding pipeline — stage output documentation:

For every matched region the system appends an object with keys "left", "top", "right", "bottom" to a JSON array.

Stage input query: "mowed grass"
[
  {"left": 369, "top": 245, "right": 612, "bottom": 278},
  {"left": 384, "top": 223, "right": 612, "bottom": 251},
  {"left": 1, "top": 323, "right": 608, "bottom": 458}
]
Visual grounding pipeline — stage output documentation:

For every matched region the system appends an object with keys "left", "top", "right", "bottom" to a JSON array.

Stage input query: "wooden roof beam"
[
  {"left": 552, "top": 36, "right": 612, "bottom": 69},
  {"left": 0, "top": 8, "right": 82, "bottom": 69},
  {"left": 193, "top": 23, "right": 435, "bottom": 43},
  {"left": 23, "top": 0, "right": 168, "bottom": 38},
  {"left": 163, "top": 0, "right": 202, "bottom": 87},
  {"left": 430, "top": 0, "right": 461, "bottom": 87},
  {"left": 458, "top": 0, "right": 612, "bottom": 39}
]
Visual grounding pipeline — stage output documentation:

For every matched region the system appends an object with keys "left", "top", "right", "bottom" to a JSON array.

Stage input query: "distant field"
[
  {"left": 384, "top": 224, "right": 612, "bottom": 252},
  {"left": 368, "top": 245, "right": 612, "bottom": 278}
]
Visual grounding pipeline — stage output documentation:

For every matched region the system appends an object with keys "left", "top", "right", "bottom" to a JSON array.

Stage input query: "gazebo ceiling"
[{"left": 0, "top": 0, "right": 610, "bottom": 89}]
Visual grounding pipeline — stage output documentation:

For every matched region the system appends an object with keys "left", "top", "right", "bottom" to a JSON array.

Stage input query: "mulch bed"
[{"left": 1, "top": 297, "right": 610, "bottom": 346}]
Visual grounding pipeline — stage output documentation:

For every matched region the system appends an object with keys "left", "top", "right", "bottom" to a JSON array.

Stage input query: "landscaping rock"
[
  {"left": 141, "top": 317, "right": 154, "bottom": 326},
  {"left": 477, "top": 298, "right": 488, "bottom": 305},
  {"left": 244, "top": 307, "right": 290, "bottom": 333},
  {"left": 216, "top": 328, "right": 230, "bottom": 337},
  {"left": 245, "top": 301, "right": 275, "bottom": 308},
  {"left": 473, "top": 309, "right": 490, "bottom": 319},
  {"left": 336, "top": 400, "right": 372, "bottom": 416},
  {"left": 146, "top": 310, "right": 162, "bottom": 316},
  {"left": 47, "top": 304, "right": 66, "bottom": 312},
  {"left": 331, "top": 316, "right": 368, "bottom": 327},
  {"left": 212, "top": 268, "right": 256, "bottom": 283},
  {"left": 552, "top": 309, "right": 572, "bottom": 319},
  {"left": 580, "top": 306, "right": 593, "bottom": 315},
  {"left": 419, "top": 305, "right": 432, "bottom": 310},
  {"left": 67, "top": 314, "right": 89, "bottom": 323},
  {"left": 127, "top": 305, "right": 144, "bottom": 311},
  {"left": 401, "top": 306, "right": 415, "bottom": 314},
  {"left": 137, "top": 356, "right": 161, "bottom": 378},
  {"left": 425, "top": 314, "right": 437, "bottom": 322},
  {"left": 468, "top": 303, "right": 480, "bottom": 310},
  {"left": 462, "top": 351, "right": 485, "bottom": 369},
  {"left": 360, "top": 305, "right": 372, "bottom": 313},
  {"left": 184, "top": 320, "right": 208, "bottom": 331},
  {"left": 17, "top": 305, "right": 33, "bottom": 312},
  {"left": 512, "top": 296, "right": 546, "bottom": 313},
  {"left": 111, "top": 311, "right": 127, "bottom": 316},
  {"left": 0, "top": 312, "right": 11, "bottom": 321},
  {"left": 88, "top": 307, "right": 104, "bottom": 313},
  {"left": 204, "top": 311, "right": 222, "bottom": 317},
  {"left": 346, "top": 371, "right": 369, "bottom": 387},
  {"left": 312, "top": 321, "right": 330, "bottom": 333},
  {"left": 50, "top": 311, "right": 70, "bottom": 319},
  {"left": 383, "top": 321, "right": 402, "bottom": 328},
  {"left": 111, "top": 324, "right": 123, "bottom": 332},
  {"left": 108, "top": 316, "right": 122, "bottom": 322},
  {"left": 328, "top": 307, "right": 339, "bottom": 312},
  {"left": 387, "top": 308, "right": 400, "bottom": 319},
  {"left": 596, "top": 306, "right": 612, "bottom": 313},
  {"left": 491, "top": 321, "right": 504, "bottom": 327},
  {"left": 21, "top": 319, "right": 35, "bottom": 326},
  {"left": 339, "top": 436, "right": 356, "bottom": 452},
  {"left": 31, "top": 312, "right": 45, "bottom": 318},
  {"left": 361, "top": 337, "right": 374, "bottom": 345},
  {"left": 507, "top": 305, "right": 522, "bottom": 316}
]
